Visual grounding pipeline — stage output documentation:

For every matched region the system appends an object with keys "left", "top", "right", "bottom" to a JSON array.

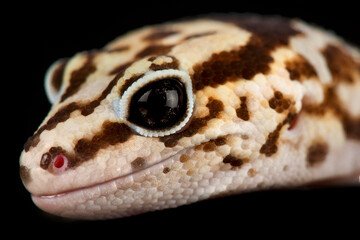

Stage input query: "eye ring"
[{"left": 116, "top": 69, "right": 194, "bottom": 137}]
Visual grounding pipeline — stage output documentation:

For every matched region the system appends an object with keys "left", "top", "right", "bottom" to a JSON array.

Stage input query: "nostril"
[
  {"left": 40, "top": 147, "right": 69, "bottom": 174},
  {"left": 52, "top": 154, "right": 68, "bottom": 173},
  {"left": 53, "top": 155, "right": 65, "bottom": 168}
]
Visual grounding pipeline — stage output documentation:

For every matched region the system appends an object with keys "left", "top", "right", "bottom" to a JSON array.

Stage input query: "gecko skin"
[{"left": 20, "top": 14, "right": 360, "bottom": 219}]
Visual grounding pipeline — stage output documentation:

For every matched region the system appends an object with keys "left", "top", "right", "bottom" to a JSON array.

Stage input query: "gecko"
[{"left": 19, "top": 14, "right": 360, "bottom": 220}]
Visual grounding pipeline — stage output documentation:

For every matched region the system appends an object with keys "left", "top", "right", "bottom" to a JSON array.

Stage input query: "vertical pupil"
[{"left": 128, "top": 78, "right": 187, "bottom": 130}]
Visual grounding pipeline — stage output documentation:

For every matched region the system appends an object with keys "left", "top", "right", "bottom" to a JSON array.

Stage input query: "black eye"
[
  {"left": 128, "top": 78, "right": 187, "bottom": 130},
  {"left": 116, "top": 69, "right": 194, "bottom": 137}
]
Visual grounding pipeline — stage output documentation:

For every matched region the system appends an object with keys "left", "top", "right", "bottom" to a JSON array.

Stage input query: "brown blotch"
[
  {"left": 24, "top": 102, "right": 80, "bottom": 152},
  {"left": 187, "top": 169, "right": 195, "bottom": 176},
  {"left": 24, "top": 130, "right": 42, "bottom": 152},
  {"left": 163, "top": 167, "right": 170, "bottom": 174},
  {"left": 25, "top": 63, "right": 132, "bottom": 152},
  {"left": 74, "top": 121, "right": 133, "bottom": 164},
  {"left": 49, "top": 146, "right": 65, "bottom": 156},
  {"left": 109, "top": 61, "right": 133, "bottom": 75},
  {"left": 247, "top": 168, "right": 257, "bottom": 177},
  {"left": 268, "top": 91, "right": 291, "bottom": 113},
  {"left": 32, "top": 121, "right": 117, "bottom": 165},
  {"left": 110, "top": 47, "right": 176, "bottom": 75},
  {"left": 223, "top": 154, "right": 244, "bottom": 167},
  {"left": 303, "top": 87, "right": 336, "bottom": 116},
  {"left": 180, "top": 154, "right": 190, "bottom": 163},
  {"left": 285, "top": 54, "right": 317, "bottom": 80},
  {"left": 214, "top": 137, "right": 226, "bottom": 146},
  {"left": 80, "top": 76, "right": 118, "bottom": 116},
  {"left": 51, "top": 59, "right": 68, "bottom": 92},
  {"left": 192, "top": 14, "right": 300, "bottom": 91},
  {"left": 196, "top": 136, "right": 227, "bottom": 151},
  {"left": 324, "top": 87, "right": 359, "bottom": 140},
  {"left": 20, "top": 166, "right": 31, "bottom": 185},
  {"left": 149, "top": 56, "right": 179, "bottom": 71},
  {"left": 46, "top": 103, "right": 81, "bottom": 129},
  {"left": 147, "top": 56, "right": 158, "bottom": 62},
  {"left": 322, "top": 44, "right": 358, "bottom": 83},
  {"left": 60, "top": 55, "right": 96, "bottom": 102},
  {"left": 131, "top": 157, "right": 146, "bottom": 170},
  {"left": 143, "top": 29, "right": 178, "bottom": 41},
  {"left": 303, "top": 86, "right": 360, "bottom": 140},
  {"left": 160, "top": 98, "right": 224, "bottom": 147},
  {"left": 213, "top": 14, "right": 300, "bottom": 47},
  {"left": 323, "top": 85, "right": 342, "bottom": 114},
  {"left": 236, "top": 96, "right": 250, "bottom": 120},
  {"left": 184, "top": 31, "right": 217, "bottom": 40},
  {"left": 194, "top": 144, "right": 203, "bottom": 151},
  {"left": 260, "top": 111, "right": 298, "bottom": 156},
  {"left": 307, "top": 143, "right": 328, "bottom": 167},
  {"left": 343, "top": 116, "right": 360, "bottom": 140},
  {"left": 40, "top": 153, "right": 52, "bottom": 169},
  {"left": 82, "top": 62, "right": 131, "bottom": 115},
  {"left": 241, "top": 134, "right": 249, "bottom": 140},
  {"left": 203, "top": 142, "right": 216, "bottom": 152},
  {"left": 81, "top": 64, "right": 132, "bottom": 116},
  {"left": 192, "top": 37, "right": 273, "bottom": 91},
  {"left": 136, "top": 44, "right": 175, "bottom": 59}
]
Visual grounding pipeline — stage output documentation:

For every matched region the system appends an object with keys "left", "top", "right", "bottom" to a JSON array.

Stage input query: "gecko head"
[
  {"left": 19, "top": 52, "right": 300, "bottom": 219},
  {"left": 18, "top": 48, "right": 251, "bottom": 219},
  {"left": 17, "top": 42, "right": 218, "bottom": 216},
  {"left": 19, "top": 16, "right": 310, "bottom": 219}
]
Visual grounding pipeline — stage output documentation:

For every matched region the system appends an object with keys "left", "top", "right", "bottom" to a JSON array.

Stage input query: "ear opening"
[{"left": 44, "top": 58, "right": 68, "bottom": 104}]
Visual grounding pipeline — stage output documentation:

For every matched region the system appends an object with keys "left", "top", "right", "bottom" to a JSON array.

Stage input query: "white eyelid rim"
[
  {"left": 115, "top": 69, "right": 194, "bottom": 137},
  {"left": 44, "top": 59, "right": 67, "bottom": 104}
]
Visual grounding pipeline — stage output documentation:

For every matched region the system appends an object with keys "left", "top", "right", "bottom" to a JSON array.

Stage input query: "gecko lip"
[
  {"left": 35, "top": 149, "right": 187, "bottom": 197},
  {"left": 33, "top": 132, "right": 226, "bottom": 200},
  {"left": 30, "top": 145, "right": 195, "bottom": 218}
]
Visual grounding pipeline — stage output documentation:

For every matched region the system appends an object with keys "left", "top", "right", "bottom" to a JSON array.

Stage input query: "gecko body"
[{"left": 20, "top": 14, "right": 360, "bottom": 219}]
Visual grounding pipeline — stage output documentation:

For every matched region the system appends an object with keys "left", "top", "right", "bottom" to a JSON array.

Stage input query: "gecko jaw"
[{"left": 30, "top": 145, "right": 195, "bottom": 219}]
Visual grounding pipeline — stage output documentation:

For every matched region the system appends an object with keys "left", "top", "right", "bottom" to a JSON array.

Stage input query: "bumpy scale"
[{"left": 20, "top": 14, "right": 360, "bottom": 219}]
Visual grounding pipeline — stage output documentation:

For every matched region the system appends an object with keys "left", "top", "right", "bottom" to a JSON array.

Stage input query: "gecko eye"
[
  {"left": 128, "top": 78, "right": 187, "bottom": 129},
  {"left": 116, "top": 69, "right": 194, "bottom": 137}
]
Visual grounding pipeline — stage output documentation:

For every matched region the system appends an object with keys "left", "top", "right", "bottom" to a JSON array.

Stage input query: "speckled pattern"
[{"left": 20, "top": 14, "right": 360, "bottom": 219}]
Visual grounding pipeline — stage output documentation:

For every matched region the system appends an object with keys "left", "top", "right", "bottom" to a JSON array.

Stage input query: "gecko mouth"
[
  {"left": 33, "top": 130, "right": 228, "bottom": 200},
  {"left": 30, "top": 144, "right": 195, "bottom": 218},
  {"left": 36, "top": 147, "right": 189, "bottom": 197}
]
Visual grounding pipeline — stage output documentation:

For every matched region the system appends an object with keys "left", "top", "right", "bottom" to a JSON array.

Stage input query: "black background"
[{"left": 9, "top": 1, "right": 359, "bottom": 236}]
